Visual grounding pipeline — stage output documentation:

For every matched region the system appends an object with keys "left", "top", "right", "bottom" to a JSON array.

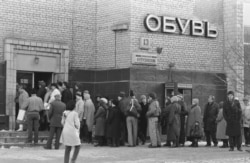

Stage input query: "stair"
[{"left": 0, "top": 131, "right": 50, "bottom": 148}]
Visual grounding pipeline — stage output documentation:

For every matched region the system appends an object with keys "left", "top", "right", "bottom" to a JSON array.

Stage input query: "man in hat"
[
  {"left": 177, "top": 94, "right": 188, "bottom": 146},
  {"left": 44, "top": 94, "right": 66, "bottom": 149},
  {"left": 223, "top": 91, "right": 243, "bottom": 151},
  {"left": 118, "top": 91, "right": 128, "bottom": 146}
]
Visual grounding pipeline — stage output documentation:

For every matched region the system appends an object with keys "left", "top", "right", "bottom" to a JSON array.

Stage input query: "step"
[
  {"left": 0, "top": 131, "right": 49, "bottom": 137},
  {"left": 0, "top": 142, "right": 46, "bottom": 148},
  {"left": 0, "top": 136, "right": 49, "bottom": 143}
]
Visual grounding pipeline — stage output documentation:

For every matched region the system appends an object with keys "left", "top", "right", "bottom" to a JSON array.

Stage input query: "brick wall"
[
  {"left": 96, "top": 0, "right": 131, "bottom": 69},
  {"left": 0, "top": 0, "right": 96, "bottom": 68},
  {"left": 130, "top": 0, "right": 224, "bottom": 72}
]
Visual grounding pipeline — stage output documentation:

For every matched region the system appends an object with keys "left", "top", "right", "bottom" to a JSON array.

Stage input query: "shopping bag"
[{"left": 17, "top": 109, "right": 26, "bottom": 123}]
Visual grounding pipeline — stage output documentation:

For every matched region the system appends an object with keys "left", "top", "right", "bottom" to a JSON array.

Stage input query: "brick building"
[{"left": 0, "top": 0, "right": 249, "bottom": 130}]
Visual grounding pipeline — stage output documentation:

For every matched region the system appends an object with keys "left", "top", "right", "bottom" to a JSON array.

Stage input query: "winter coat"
[
  {"left": 61, "top": 88, "right": 73, "bottom": 105},
  {"left": 167, "top": 102, "right": 181, "bottom": 141},
  {"left": 146, "top": 100, "right": 161, "bottom": 118},
  {"left": 84, "top": 99, "right": 96, "bottom": 132},
  {"left": 18, "top": 90, "right": 29, "bottom": 108},
  {"left": 48, "top": 89, "right": 61, "bottom": 104},
  {"left": 94, "top": 106, "right": 106, "bottom": 136},
  {"left": 216, "top": 109, "right": 228, "bottom": 139},
  {"left": 223, "top": 99, "right": 242, "bottom": 136},
  {"left": 203, "top": 102, "right": 219, "bottom": 132},
  {"left": 242, "top": 104, "right": 250, "bottom": 128},
  {"left": 75, "top": 98, "right": 84, "bottom": 120},
  {"left": 186, "top": 104, "right": 202, "bottom": 137},
  {"left": 48, "top": 99, "right": 66, "bottom": 127},
  {"left": 37, "top": 87, "right": 46, "bottom": 101},
  {"left": 60, "top": 110, "right": 81, "bottom": 146},
  {"left": 125, "top": 98, "right": 141, "bottom": 118},
  {"left": 139, "top": 102, "right": 148, "bottom": 131},
  {"left": 106, "top": 106, "right": 122, "bottom": 139}
]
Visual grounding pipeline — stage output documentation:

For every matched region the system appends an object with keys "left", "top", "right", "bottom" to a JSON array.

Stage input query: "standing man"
[
  {"left": 17, "top": 85, "right": 29, "bottom": 131},
  {"left": 83, "top": 92, "right": 96, "bottom": 144},
  {"left": 44, "top": 94, "right": 66, "bottom": 149},
  {"left": 203, "top": 95, "right": 219, "bottom": 147},
  {"left": 75, "top": 91, "right": 85, "bottom": 142},
  {"left": 223, "top": 91, "right": 242, "bottom": 151},
  {"left": 21, "top": 88, "right": 44, "bottom": 144},
  {"left": 118, "top": 91, "right": 128, "bottom": 146},
  {"left": 138, "top": 95, "right": 148, "bottom": 145},
  {"left": 61, "top": 82, "right": 73, "bottom": 105},
  {"left": 177, "top": 94, "right": 188, "bottom": 147},
  {"left": 147, "top": 92, "right": 161, "bottom": 148},
  {"left": 126, "top": 90, "right": 141, "bottom": 147}
]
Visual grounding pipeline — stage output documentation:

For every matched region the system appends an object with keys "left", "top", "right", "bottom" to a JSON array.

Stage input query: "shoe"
[
  {"left": 157, "top": 144, "right": 161, "bottom": 148},
  {"left": 43, "top": 146, "right": 51, "bottom": 150},
  {"left": 16, "top": 128, "right": 23, "bottom": 132},
  {"left": 205, "top": 144, "right": 211, "bottom": 147},
  {"left": 148, "top": 144, "right": 158, "bottom": 148},
  {"left": 163, "top": 143, "right": 171, "bottom": 147},
  {"left": 237, "top": 148, "right": 243, "bottom": 152},
  {"left": 229, "top": 148, "right": 234, "bottom": 151},
  {"left": 214, "top": 144, "right": 218, "bottom": 147},
  {"left": 219, "top": 145, "right": 226, "bottom": 148}
]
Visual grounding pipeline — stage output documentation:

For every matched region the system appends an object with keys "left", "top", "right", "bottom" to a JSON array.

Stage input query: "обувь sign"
[{"left": 144, "top": 14, "right": 218, "bottom": 38}]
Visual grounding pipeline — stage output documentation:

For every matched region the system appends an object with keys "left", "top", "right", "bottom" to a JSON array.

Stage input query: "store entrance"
[{"left": 34, "top": 72, "right": 52, "bottom": 89}]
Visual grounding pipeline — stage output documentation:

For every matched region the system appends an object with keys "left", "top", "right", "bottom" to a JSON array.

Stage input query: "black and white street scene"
[{"left": 1, "top": 0, "right": 250, "bottom": 163}]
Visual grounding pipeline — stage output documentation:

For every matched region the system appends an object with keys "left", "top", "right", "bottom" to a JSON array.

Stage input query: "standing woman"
[
  {"left": 216, "top": 101, "right": 229, "bottom": 148},
  {"left": 60, "top": 100, "right": 81, "bottom": 163},
  {"left": 186, "top": 98, "right": 202, "bottom": 147}
]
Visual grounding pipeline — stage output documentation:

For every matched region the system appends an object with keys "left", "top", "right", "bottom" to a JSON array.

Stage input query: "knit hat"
[
  {"left": 100, "top": 98, "right": 108, "bottom": 104},
  {"left": 227, "top": 91, "right": 234, "bottom": 96},
  {"left": 148, "top": 92, "right": 157, "bottom": 100}
]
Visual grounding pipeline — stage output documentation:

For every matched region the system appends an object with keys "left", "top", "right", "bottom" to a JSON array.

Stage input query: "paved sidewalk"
[{"left": 0, "top": 143, "right": 250, "bottom": 163}]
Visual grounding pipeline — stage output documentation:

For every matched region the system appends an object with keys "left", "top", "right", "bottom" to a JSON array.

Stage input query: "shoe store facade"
[{"left": 0, "top": 0, "right": 249, "bottom": 130}]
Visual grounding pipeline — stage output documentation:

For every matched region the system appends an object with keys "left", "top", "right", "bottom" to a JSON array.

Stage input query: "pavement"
[{"left": 0, "top": 142, "right": 250, "bottom": 163}]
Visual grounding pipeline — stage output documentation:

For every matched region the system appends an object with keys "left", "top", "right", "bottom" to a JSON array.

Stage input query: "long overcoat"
[
  {"left": 216, "top": 109, "right": 228, "bottom": 139},
  {"left": 167, "top": 102, "right": 181, "bottom": 141},
  {"left": 84, "top": 99, "right": 96, "bottom": 132},
  {"left": 106, "top": 106, "right": 122, "bottom": 139},
  {"left": 94, "top": 106, "right": 106, "bottom": 136},
  {"left": 223, "top": 99, "right": 242, "bottom": 137},
  {"left": 203, "top": 102, "right": 219, "bottom": 132},
  {"left": 186, "top": 104, "right": 202, "bottom": 137}
]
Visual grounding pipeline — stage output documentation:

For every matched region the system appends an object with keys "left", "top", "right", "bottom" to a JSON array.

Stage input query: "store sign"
[
  {"left": 132, "top": 52, "right": 157, "bottom": 65},
  {"left": 144, "top": 14, "right": 218, "bottom": 38}
]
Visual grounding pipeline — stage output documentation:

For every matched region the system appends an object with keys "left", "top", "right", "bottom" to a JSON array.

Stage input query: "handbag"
[
  {"left": 190, "top": 122, "right": 203, "bottom": 138},
  {"left": 127, "top": 99, "right": 138, "bottom": 118},
  {"left": 17, "top": 109, "right": 26, "bottom": 123}
]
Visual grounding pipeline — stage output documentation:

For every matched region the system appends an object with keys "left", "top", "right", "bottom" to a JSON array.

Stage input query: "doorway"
[{"left": 34, "top": 72, "right": 52, "bottom": 89}]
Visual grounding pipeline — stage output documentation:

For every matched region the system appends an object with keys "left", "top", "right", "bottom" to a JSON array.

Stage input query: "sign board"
[
  {"left": 140, "top": 37, "right": 151, "bottom": 50},
  {"left": 144, "top": 14, "right": 217, "bottom": 38},
  {"left": 177, "top": 83, "right": 193, "bottom": 89},
  {"left": 132, "top": 52, "right": 157, "bottom": 65}
]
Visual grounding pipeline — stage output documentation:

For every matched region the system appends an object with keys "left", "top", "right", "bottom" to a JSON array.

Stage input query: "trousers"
[
  {"left": 126, "top": 116, "right": 138, "bottom": 146},
  {"left": 148, "top": 117, "right": 161, "bottom": 146}
]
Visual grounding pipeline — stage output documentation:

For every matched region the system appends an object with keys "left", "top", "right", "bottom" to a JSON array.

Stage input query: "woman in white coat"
[{"left": 60, "top": 100, "right": 81, "bottom": 163}]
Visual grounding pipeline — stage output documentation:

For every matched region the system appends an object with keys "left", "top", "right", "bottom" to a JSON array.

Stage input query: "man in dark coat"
[
  {"left": 177, "top": 94, "right": 188, "bottom": 146},
  {"left": 44, "top": 94, "right": 66, "bottom": 149},
  {"left": 106, "top": 99, "right": 122, "bottom": 147},
  {"left": 223, "top": 91, "right": 242, "bottom": 151},
  {"left": 62, "top": 82, "right": 73, "bottom": 105},
  {"left": 203, "top": 95, "right": 219, "bottom": 147},
  {"left": 37, "top": 81, "right": 48, "bottom": 131},
  {"left": 138, "top": 95, "right": 148, "bottom": 145},
  {"left": 37, "top": 81, "right": 46, "bottom": 100}
]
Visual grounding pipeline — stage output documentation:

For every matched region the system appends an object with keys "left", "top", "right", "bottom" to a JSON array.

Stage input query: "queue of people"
[{"left": 15, "top": 80, "right": 250, "bottom": 162}]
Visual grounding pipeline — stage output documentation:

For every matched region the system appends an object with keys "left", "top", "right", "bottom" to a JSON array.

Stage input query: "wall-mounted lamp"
[
  {"left": 156, "top": 47, "right": 163, "bottom": 54},
  {"left": 34, "top": 56, "right": 39, "bottom": 64}
]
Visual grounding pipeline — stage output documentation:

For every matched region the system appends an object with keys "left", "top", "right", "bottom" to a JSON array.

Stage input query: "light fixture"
[
  {"left": 34, "top": 56, "right": 39, "bottom": 64},
  {"left": 156, "top": 47, "right": 163, "bottom": 54}
]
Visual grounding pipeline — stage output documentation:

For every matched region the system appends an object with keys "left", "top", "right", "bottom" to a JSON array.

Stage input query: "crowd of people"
[{"left": 15, "top": 81, "right": 250, "bottom": 162}]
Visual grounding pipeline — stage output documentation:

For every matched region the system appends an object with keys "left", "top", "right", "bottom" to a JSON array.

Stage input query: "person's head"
[
  {"left": 55, "top": 94, "right": 61, "bottom": 100},
  {"left": 100, "top": 98, "right": 108, "bottom": 108},
  {"left": 118, "top": 91, "right": 125, "bottom": 101},
  {"left": 171, "top": 96, "right": 178, "bottom": 103},
  {"left": 177, "top": 94, "right": 183, "bottom": 101},
  {"left": 192, "top": 98, "right": 199, "bottom": 105},
  {"left": 148, "top": 92, "right": 156, "bottom": 103},
  {"left": 108, "top": 99, "right": 113, "bottom": 107},
  {"left": 66, "top": 100, "right": 76, "bottom": 111},
  {"left": 51, "top": 83, "right": 57, "bottom": 91},
  {"left": 76, "top": 91, "right": 82, "bottom": 100},
  {"left": 208, "top": 95, "right": 215, "bottom": 103},
  {"left": 18, "top": 84, "right": 25, "bottom": 93},
  {"left": 84, "top": 92, "right": 91, "bottom": 100},
  {"left": 243, "top": 96, "right": 249, "bottom": 105},
  {"left": 227, "top": 91, "right": 234, "bottom": 101},
  {"left": 129, "top": 90, "right": 135, "bottom": 98},
  {"left": 30, "top": 88, "right": 37, "bottom": 95},
  {"left": 74, "top": 83, "right": 80, "bottom": 90},
  {"left": 219, "top": 101, "right": 224, "bottom": 109},
  {"left": 38, "top": 81, "right": 46, "bottom": 88},
  {"left": 62, "top": 82, "right": 69, "bottom": 89},
  {"left": 111, "top": 99, "right": 119, "bottom": 107},
  {"left": 140, "top": 95, "right": 147, "bottom": 103}
]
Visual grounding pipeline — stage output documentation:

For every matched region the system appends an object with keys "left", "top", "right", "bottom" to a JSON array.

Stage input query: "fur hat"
[{"left": 100, "top": 98, "right": 108, "bottom": 104}]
